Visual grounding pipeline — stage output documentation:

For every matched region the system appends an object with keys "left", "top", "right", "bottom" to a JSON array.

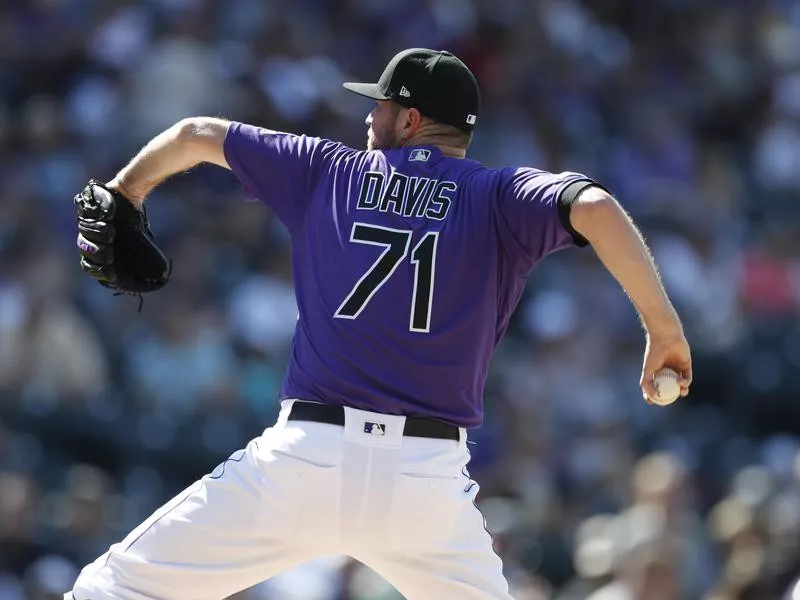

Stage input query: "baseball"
[{"left": 651, "top": 368, "right": 681, "bottom": 405}]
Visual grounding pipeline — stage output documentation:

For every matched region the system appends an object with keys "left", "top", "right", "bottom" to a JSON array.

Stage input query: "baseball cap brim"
[{"left": 342, "top": 82, "right": 389, "bottom": 101}]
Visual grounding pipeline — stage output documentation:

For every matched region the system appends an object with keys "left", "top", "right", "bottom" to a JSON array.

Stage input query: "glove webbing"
[{"left": 113, "top": 257, "right": 173, "bottom": 313}]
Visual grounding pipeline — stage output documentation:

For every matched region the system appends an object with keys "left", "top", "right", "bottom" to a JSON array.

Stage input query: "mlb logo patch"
[
  {"left": 364, "top": 421, "right": 386, "bottom": 436},
  {"left": 409, "top": 149, "right": 430, "bottom": 162}
]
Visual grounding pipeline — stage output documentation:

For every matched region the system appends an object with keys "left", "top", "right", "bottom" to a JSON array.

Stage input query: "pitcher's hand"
[{"left": 641, "top": 331, "right": 692, "bottom": 404}]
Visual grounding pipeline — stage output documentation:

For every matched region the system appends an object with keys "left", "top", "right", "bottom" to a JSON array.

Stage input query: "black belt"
[{"left": 287, "top": 402, "right": 460, "bottom": 441}]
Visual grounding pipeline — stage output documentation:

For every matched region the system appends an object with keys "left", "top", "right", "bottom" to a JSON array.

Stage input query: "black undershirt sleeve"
[{"left": 556, "top": 181, "right": 610, "bottom": 248}]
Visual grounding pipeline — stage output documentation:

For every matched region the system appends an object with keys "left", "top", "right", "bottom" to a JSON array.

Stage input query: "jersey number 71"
[{"left": 334, "top": 223, "right": 439, "bottom": 333}]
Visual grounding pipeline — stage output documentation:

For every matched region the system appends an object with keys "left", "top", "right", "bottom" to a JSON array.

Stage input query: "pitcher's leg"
[
  {"left": 68, "top": 428, "right": 343, "bottom": 600},
  {"left": 365, "top": 474, "right": 513, "bottom": 600},
  {"left": 370, "top": 549, "right": 511, "bottom": 600}
]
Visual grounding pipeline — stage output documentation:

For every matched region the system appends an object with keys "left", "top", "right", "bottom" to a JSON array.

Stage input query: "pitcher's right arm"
[{"left": 569, "top": 185, "right": 692, "bottom": 403}]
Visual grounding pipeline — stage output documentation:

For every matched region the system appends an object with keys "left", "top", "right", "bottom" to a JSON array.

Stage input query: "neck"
[{"left": 401, "top": 135, "right": 467, "bottom": 159}]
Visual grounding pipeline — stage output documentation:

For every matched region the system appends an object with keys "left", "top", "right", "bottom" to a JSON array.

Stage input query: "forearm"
[
  {"left": 110, "top": 117, "right": 230, "bottom": 207},
  {"left": 570, "top": 188, "right": 681, "bottom": 336}
]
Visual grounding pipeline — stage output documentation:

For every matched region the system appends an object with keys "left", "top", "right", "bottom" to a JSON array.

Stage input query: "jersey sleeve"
[
  {"left": 495, "top": 167, "right": 603, "bottom": 267},
  {"left": 223, "top": 121, "right": 344, "bottom": 230}
]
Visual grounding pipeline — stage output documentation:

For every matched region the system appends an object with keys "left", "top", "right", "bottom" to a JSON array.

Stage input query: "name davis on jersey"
[{"left": 356, "top": 171, "right": 456, "bottom": 221}]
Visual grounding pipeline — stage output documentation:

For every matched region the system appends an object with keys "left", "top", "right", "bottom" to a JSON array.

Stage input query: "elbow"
[
  {"left": 569, "top": 188, "right": 620, "bottom": 242},
  {"left": 173, "top": 117, "right": 230, "bottom": 167},
  {"left": 174, "top": 117, "right": 204, "bottom": 146}
]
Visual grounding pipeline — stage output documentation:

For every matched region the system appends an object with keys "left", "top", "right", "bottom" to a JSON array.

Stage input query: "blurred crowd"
[{"left": 2, "top": 0, "right": 800, "bottom": 598}]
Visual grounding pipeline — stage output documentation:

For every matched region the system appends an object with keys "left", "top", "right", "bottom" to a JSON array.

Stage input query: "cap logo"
[
  {"left": 466, "top": 114, "right": 477, "bottom": 125},
  {"left": 399, "top": 86, "right": 411, "bottom": 98},
  {"left": 409, "top": 149, "right": 431, "bottom": 162}
]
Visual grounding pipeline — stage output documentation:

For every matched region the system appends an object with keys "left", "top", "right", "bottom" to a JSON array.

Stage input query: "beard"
[{"left": 367, "top": 126, "right": 401, "bottom": 151}]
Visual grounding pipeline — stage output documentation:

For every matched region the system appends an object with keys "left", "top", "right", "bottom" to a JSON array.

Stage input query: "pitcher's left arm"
[{"left": 108, "top": 117, "right": 233, "bottom": 207}]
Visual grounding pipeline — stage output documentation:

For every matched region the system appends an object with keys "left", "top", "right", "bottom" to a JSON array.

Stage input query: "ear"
[{"left": 399, "top": 107, "right": 424, "bottom": 140}]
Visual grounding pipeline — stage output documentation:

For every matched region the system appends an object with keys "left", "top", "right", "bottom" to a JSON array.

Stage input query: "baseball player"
[{"left": 67, "top": 48, "right": 692, "bottom": 599}]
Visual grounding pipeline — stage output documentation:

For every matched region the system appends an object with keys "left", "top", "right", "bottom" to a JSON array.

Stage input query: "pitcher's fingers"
[
  {"left": 641, "top": 376, "right": 658, "bottom": 403},
  {"left": 681, "top": 365, "right": 693, "bottom": 386}
]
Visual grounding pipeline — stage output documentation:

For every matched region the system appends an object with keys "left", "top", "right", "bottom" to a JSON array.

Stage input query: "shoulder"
[
  {"left": 498, "top": 166, "right": 573, "bottom": 183},
  {"left": 226, "top": 122, "right": 362, "bottom": 164},
  {"left": 498, "top": 166, "right": 598, "bottom": 195}
]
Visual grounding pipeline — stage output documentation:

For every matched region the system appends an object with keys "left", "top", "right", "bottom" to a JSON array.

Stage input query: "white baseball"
[{"left": 651, "top": 368, "right": 681, "bottom": 405}]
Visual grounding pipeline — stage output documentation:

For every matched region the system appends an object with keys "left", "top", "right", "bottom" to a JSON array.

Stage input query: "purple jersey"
[{"left": 224, "top": 122, "right": 598, "bottom": 428}]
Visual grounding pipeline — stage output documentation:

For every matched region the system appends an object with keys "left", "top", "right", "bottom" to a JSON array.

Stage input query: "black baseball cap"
[{"left": 343, "top": 48, "right": 481, "bottom": 133}]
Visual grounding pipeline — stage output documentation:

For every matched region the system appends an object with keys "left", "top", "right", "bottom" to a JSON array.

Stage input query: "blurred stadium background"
[{"left": 2, "top": 0, "right": 800, "bottom": 598}]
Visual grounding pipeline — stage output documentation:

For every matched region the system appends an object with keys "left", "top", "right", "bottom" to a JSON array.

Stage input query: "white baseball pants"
[{"left": 67, "top": 400, "right": 513, "bottom": 599}]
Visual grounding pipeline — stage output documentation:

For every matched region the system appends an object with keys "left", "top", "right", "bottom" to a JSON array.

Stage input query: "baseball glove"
[{"left": 74, "top": 180, "right": 171, "bottom": 307}]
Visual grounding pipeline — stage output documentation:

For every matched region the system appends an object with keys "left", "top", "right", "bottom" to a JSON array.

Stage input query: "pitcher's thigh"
[
  {"left": 68, "top": 440, "right": 313, "bottom": 600},
  {"left": 370, "top": 479, "right": 513, "bottom": 600}
]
